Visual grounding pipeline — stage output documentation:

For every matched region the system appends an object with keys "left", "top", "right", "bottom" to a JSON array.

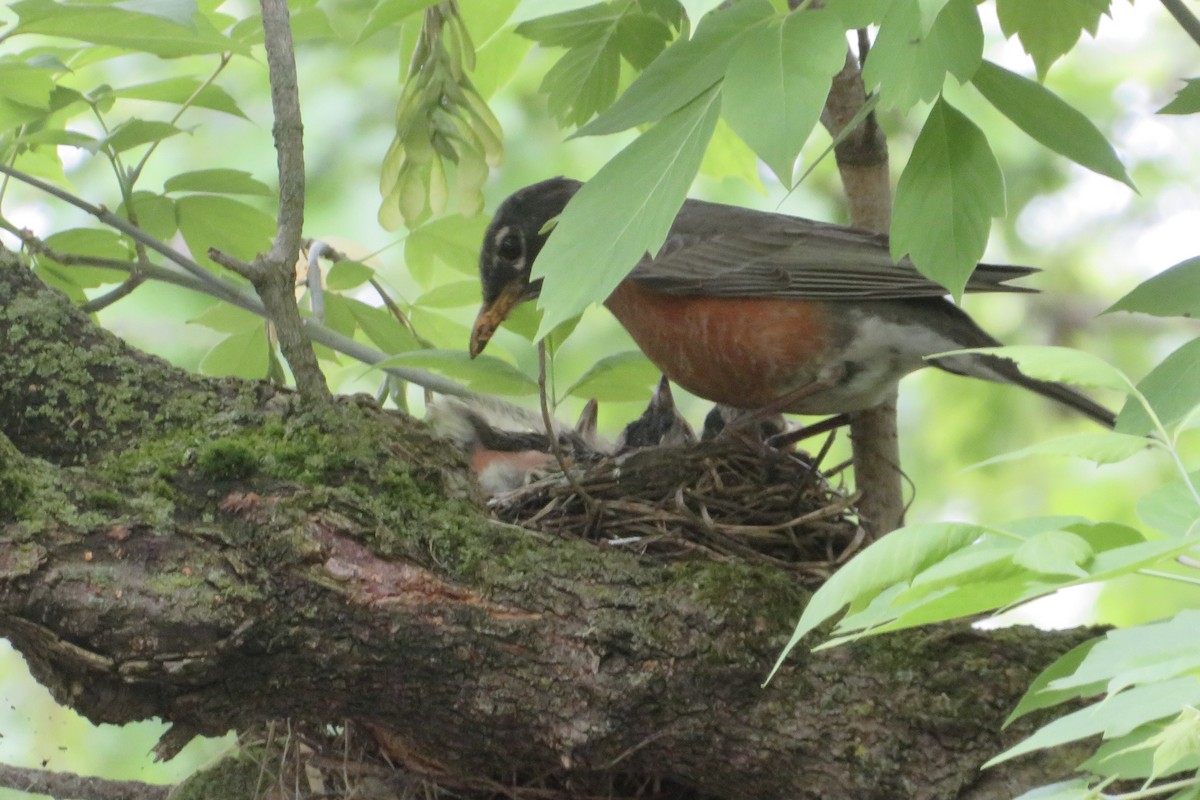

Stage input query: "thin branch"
[
  {"left": 14, "top": 236, "right": 473, "bottom": 399},
  {"left": 80, "top": 273, "right": 146, "bottom": 313},
  {"left": 1160, "top": 0, "right": 1200, "bottom": 48},
  {"left": 0, "top": 763, "right": 169, "bottom": 800},
  {"left": 0, "top": 163, "right": 236, "bottom": 299},
  {"left": 226, "top": 0, "right": 330, "bottom": 403}
]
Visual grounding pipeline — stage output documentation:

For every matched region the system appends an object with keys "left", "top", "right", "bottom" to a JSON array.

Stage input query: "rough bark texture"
[{"left": 0, "top": 251, "right": 1090, "bottom": 798}]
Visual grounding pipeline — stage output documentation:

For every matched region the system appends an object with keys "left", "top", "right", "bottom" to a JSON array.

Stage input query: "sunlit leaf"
[
  {"left": 995, "top": 0, "right": 1109, "bottom": 79},
  {"left": 200, "top": 328, "right": 270, "bottom": 379},
  {"left": 562, "top": 350, "right": 660, "bottom": 402},
  {"left": 1116, "top": 338, "right": 1200, "bottom": 436},
  {"left": 1135, "top": 472, "right": 1200, "bottom": 539},
  {"left": 1107, "top": 256, "right": 1200, "bottom": 319},
  {"left": 97, "top": 119, "right": 183, "bottom": 154},
  {"left": 863, "top": 0, "right": 983, "bottom": 109},
  {"left": 721, "top": 9, "right": 846, "bottom": 186},
  {"left": 972, "top": 60, "right": 1133, "bottom": 189},
  {"left": 189, "top": 302, "right": 262, "bottom": 334},
  {"left": 986, "top": 677, "right": 1200, "bottom": 767},
  {"left": 376, "top": 349, "right": 538, "bottom": 395},
  {"left": 577, "top": 0, "right": 773, "bottom": 136},
  {"left": 970, "top": 431, "right": 1153, "bottom": 468},
  {"left": 164, "top": 169, "right": 272, "bottom": 196},
  {"left": 324, "top": 261, "right": 375, "bottom": 291},
  {"left": 891, "top": 96, "right": 1004, "bottom": 298},
  {"left": 405, "top": 214, "right": 490, "bottom": 289},
  {"left": 1159, "top": 78, "right": 1200, "bottom": 115},
  {"left": 114, "top": 77, "right": 249, "bottom": 119},
  {"left": 1006, "top": 638, "right": 1104, "bottom": 726},
  {"left": 176, "top": 194, "right": 275, "bottom": 271},
  {"left": 533, "top": 85, "right": 720, "bottom": 337},
  {"left": 1012, "top": 530, "right": 1093, "bottom": 578}
]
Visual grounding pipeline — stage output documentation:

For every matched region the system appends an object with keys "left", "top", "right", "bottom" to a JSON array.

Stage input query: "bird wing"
[{"left": 628, "top": 197, "right": 1038, "bottom": 299}]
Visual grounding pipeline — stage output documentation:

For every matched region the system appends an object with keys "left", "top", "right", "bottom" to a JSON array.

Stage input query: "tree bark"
[{"left": 0, "top": 251, "right": 1089, "bottom": 798}]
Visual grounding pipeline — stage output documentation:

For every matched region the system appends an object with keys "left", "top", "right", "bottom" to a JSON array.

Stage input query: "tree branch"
[
  {"left": 820, "top": 45, "right": 905, "bottom": 538},
  {"left": 1160, "top": 0, "right": 1200, "bottom": 48},
  {"left": 0, "top": 249, "right": 1094, "bottom": 799},
  {"left": 213, "top": 0, "right": 330, "bottom": 404},
  {"left": 0, "top": 763, "right": 169, "bottom": 800}
]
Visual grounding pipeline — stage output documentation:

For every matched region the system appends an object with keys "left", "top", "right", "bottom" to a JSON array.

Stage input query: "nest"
[{"left": 487, "top": 436, "right": 864, "bottom": 583}]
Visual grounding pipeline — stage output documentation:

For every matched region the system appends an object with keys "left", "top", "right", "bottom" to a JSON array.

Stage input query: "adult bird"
[{"left": 470, "top": 178, "right": 1115, "bottom": 429}]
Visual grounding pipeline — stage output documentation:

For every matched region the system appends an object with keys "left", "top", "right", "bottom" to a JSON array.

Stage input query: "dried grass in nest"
[{"left": 488, "top": 437, "right": 864, "bottom": 583}]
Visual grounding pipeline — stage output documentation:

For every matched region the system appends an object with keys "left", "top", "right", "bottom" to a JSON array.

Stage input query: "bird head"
[{"left": 470, "top": 177, "right": 582, "bottom": 358}]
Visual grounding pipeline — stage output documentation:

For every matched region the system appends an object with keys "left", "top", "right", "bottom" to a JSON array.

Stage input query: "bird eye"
[{"left": 497, "top": 233, "right": 522, "bottom": 261}]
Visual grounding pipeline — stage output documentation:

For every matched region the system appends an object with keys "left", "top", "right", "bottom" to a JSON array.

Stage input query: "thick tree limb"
[{"left": 0, "top": 253, "right": 1090, "bottom": 798}]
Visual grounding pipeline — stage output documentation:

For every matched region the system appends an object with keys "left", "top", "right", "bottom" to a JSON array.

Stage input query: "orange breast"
[{"left": 604, "top": 281, "right": 833, "bottom": 409}]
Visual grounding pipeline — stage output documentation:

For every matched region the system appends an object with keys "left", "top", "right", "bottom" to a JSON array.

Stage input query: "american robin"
[
  {"left": 470, "top": 178, "right": 1115, "bottom": 428},
  {"left": 427, "top": 394, "right": 603, "bottom": 494},
  {"left": 616, "top": 374, "right": 697, "bottom": 451}
]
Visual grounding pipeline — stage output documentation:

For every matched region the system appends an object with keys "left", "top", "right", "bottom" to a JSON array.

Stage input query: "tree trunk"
[{"left": 0, "top": 250, "right": 1088, "bottom": 798}]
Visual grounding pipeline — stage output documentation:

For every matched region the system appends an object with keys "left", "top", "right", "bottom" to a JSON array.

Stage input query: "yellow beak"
[{"left": 469, "top": 282, "right": 529, "bottom": 358}]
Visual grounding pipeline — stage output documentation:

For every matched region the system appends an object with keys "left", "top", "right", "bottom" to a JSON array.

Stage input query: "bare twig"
[
  {"left": 80, "top": 273, "right": 146, "bottom": 313},
  {"left": 0, "top": 763, "right": 169, "bottom": 800}
]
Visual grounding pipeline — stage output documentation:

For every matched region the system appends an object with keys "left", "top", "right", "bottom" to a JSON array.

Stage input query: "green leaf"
[
  {"left": 971, "top": 60, "right": 1133, "bottom": 189},
  {"left": 699, "top": 116, "right": 762, "bottom": 188},
  {"left": 721, "top": 9, "right": 846, "bottom": 186},
  {"left": 995, "top": 0, "right": 1109, "bottom": 79},
  {"left": 414, "top": 280, "right": 481, "bottom": 308},
  {"left": 562, "top": 350, "right": 661, "bottom": 402},
  {"left": 517, "top": 3, "right": 623, "bottom": 126},
  {"left": 10, "top": 0, "right": 240, "bottom": 58},
  {"left": 1012, "top": 779, "right": 1097, "bottom": 800},
  {"left": 1012, "top": 530, "right": 1093, "bottom": 578},
  {"left": 1160, "top": 78, "right": 1200, "bottom": 115},
  {"left": 1116, "top": 338, "right": 1200, "bottom": 436},
  {"left": 1107, "top": 256, "right": 1200, "bottom": 319},
  {"left": 97, "top": 119, "right": 183, "bottom": 154},
  {"left": 343, "top": 299, "right": 423, "bottom": 354},
  {"left": 770, "top": 522, "right": 986, "bottom": 671},
  {"left": 533, "top": 85, "right": 721, "bottom": 337},
  {"left": 1006, "top": 638, "right": 1103, "bottom": 726},
  {"left": 678, "top": 0, "right": 726, "bottom": 25},
  {"left": 825, "top": 0, "right": 890, "bottom": 28},
  {"left": 324, "top": 261, "right": 376, "bottom": 291},
  {"left": 189, "top": 302, "right": 262, "bottom": 334},
  {"left": 970, "top": 431, "right": 1153, "bottom": 469},
  {"left": 117, "top": 191, "right": 178, "bottom": 241},
  {"left": 986, "top": 677, "right": 1200, "bottom": 768},
  {"left": 357, "top": 0, "right": 441, "bottom": 42},
  {"left": 1147, "top": 707, "right": 1200, "bottom": 781},
  {"left": 863, "top": 0, "right": 983, "bottom": 109},
  {"left": 200, "top": 328, "right": 270, "bottom": 379},
  {"left": 576, "top": 0, "right": 773, "bottom": 137},
  {"left": 164, "top": 169, "right": 272, "bottom": 196},
  {"left": 952, "top": 345, "right": 1134, "bottom": 392},
  {"left": 1049, "top": 612, "right": 1200, "bottom": 694},
  {"left": 376, "top": 349, "right": 538, "bottom": 395},
  {"left": 0, "top": 58, "right": 58, "bottom": 108},
  {"left": 891, "top": 96, "right": 1004, "bottom": 298},
  {"left": 404, "top": 214, "right": 490, "bottom": 289},
  {"left": 176, "top": 195, "right": 275, "bottom": 271},
  {"left": 113, "top": 77, "right": 248, "bottom": 119},
  {"left": 42, "top": 228, "right": 131, "bottom": 261},
  {"left": 511, "top": 0, "right": 607, "bottom": 25},
  {"left": 1136, "top": 472, "right": 1200, "bottom": 539},
  {"left": 616, "top": 11, "right": 674, "bottom": 69}
]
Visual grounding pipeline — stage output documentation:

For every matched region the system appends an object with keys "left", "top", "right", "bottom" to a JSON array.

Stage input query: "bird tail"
[{"left": 923, "top": 302, "right": 1116, "bottom": 428}]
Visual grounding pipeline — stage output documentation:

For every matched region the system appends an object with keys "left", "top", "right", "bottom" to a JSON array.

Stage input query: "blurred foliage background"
[{"left": 0, "top": 0, "right": 1198, "bottom": 794}]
